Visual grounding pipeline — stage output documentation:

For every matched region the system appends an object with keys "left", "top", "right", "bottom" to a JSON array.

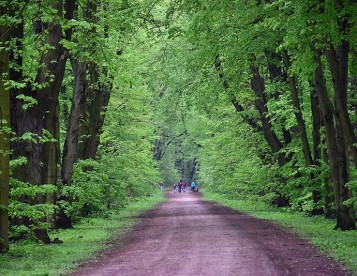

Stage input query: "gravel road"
[{"left": 70, "top": 191, "right": 349, "bottom": 276}]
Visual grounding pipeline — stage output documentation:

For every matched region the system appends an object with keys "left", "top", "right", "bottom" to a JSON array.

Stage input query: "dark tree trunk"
[
  {"left": 250, "top": 65, "right": 289, "bottom": 206},
  {"left": 230, "top": 97, "right": 262, "bottom": 132},
  {"left": 34, "top": 0, "right": 66, "bottom": 243},
  {"left": 216, "top": 55, "right": 289, "bottom": 206},
  {"left": 322, "top": 145, "right": 335, "bottom": 219},
  {"left": 214, "top": 56, "right": 262, "bottom": 132},
  {"left": 314, "top": 50, "right": 355, "bottom": 230},
  {"left": 61, "top": 61, "right": 87, "bottom": 184},
  {"left": 266, "top": 51, "right": 292, "bottom": 147},
  {"left": 282, "top": 51, "right": 313, "bottom": 167},
  {"left": 310, "top": 87, "right": 321, "bottom": 165},
  {"left": 309, "top": 86, "right": 324, "bottom": 215},
  {"left": 77, "top": 63, "right": 111, "bottom": 160},
  {"left": 250, "top": 66, "right": 286, "bottom": 166},
  {"left": 74, "top": 1, "right": 111, "bottom": 161},
  {"left": 282, "top": 50, "right": 324, "bottom": 214},
  {"left": 0, "top": 23, "right": 10, "bottom": 252},
  {"left": 10, "top": 0, "right": 76, "bottom": 241},
  {"left": 334, "top": 112, "right": 355, "bottom": 229},
  {"left": 56, "top": 60, "right": 87, "bottom": 229},
  {"left": 326, "top": 42, "right": 357, "bottom": 168}
]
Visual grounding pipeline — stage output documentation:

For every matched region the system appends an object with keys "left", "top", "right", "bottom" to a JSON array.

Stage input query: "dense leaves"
[
  {"left": 1, "top": 0, "right": 357, "bottom": 252},
  {"left": 147, "top": 0, "right": 357, "bottom": 230}
]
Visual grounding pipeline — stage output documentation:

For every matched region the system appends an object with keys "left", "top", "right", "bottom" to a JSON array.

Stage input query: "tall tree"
[
  {"left": 10, "top": 0, "right": 76, "bottom": 241},
  {"left": 0, "top": 5, "right": 10, "bottom": 251},
  {"left": 314, "top": 50, "right": 355, "bottom": 230}
]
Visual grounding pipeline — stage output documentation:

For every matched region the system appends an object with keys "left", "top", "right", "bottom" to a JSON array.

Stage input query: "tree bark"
[
  {"left": 250, "top": 65, "right": 289, "bottom": 207},
  {"left": 309, "top": 86, "right": 325, "bottom": 215},
  {"left": 326, "top": 42, "right": 357, "bottom": 168},
  {"left": 282, "top": 51, "right": 313, "bottom": 167},
  {"left": 230, "top": 97, "right": 262, "bottom": 132},
  {"left": 77, "top": 63, "right": 111, "bottom": 160},
  {"left": 73, "top": 1, "right": 111, "bottom": 161},
  {"left": 214, "top": 57, "right": 262, "bottom": 132},
  {"left": 61, "top": 61, "right": 87, "bottom": 184},
  {"left": 314, "top": 50, "right": 355, "bottom": 230},
  {"left": 266, "top": 51, "right": 292, "bottom": 147},
  {"left": 10, "top": 0, "right": 75, "bottom": 241},
  {"left": 0, "top": 26, "right": 10, "bottom": 252},
  {"left": 250, "top": 65, "right": 286, "bottom": 166},
  {"left": 282, "top": 50, "right": 324, "bottom": 214}
]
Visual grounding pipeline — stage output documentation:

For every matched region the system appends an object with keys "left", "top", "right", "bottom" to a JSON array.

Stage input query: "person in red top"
[{"left": 182, "top": 181, "right": 187, "bottom": 192}]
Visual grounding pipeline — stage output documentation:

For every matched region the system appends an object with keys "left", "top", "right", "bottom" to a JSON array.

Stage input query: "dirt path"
[{"left": 71, "top": 191, "right": 350, "bottom": 276}]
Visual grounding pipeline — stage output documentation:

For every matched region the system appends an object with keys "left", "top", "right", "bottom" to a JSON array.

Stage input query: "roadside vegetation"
[
  {"left": 0, "top": 192, "right": 165, "bottom": 276},
  {"left": 204, "top": 192, "right": 357, "bottom": 273},
  {"left": 1, "top": 0, "right": 357, "bottom": 274}
]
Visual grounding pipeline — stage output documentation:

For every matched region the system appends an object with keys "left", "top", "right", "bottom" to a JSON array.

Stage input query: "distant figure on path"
[
  {"left": 191, "top": 181, "right": 196, "bottom": 192},
  {"left": 159, "top": 182, "right": 164, "bottom": 191},
  {"left": 182, "top": 181, "right": 186, "bottom": 192},
  {"left": 178, "top": 180, "right": 183, "bottom": 193},
  {"left": 173, "top": 183, "right": 177, "bottom": 193}
]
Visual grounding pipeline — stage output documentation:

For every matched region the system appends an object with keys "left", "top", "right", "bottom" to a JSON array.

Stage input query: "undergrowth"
[
  {"left": 203, "top": 192, "right": 357, "bottom": 274},
  {"left": 0, "top": 192, "right": 166, "bottom": 276}
]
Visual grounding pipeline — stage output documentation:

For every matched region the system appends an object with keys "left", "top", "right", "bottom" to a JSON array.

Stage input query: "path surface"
[{"left": 71, "top": 191, "right": 349, "bottom": 276}]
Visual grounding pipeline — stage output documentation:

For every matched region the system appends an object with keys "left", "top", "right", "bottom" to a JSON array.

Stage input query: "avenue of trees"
[
  {"left": 0, "top": 0, "right": 161, "bottom": 252},
  {"left": 151, "top": 0, "right": 357, "bottom": 231},
  {"left": 1, "top": 0, "right": 357, "bottom": 253}
]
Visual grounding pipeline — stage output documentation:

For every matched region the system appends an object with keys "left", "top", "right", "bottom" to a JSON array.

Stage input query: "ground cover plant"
[
  {"left": 0, "top": 192, "right": 165, "bottom": 276},
  {"left": 204, "top": 192, "right": 357, "bottom": 274},
  {"left": 1, "top": 1, "right": 357, "bottom": 274}
]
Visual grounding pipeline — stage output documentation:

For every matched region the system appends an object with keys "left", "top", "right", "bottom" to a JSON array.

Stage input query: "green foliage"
[
  {"left": 0, "top": 192, "right": 165, "bottom": 276},
  {"left": 14, "top": 95, "right": 37, "bottom": 110},
  {"left": 204, "top": 192, "right": 357, "bottom": 273},
  {"left": 58, "top": 159, "right": 105, "bottom": 221},
  {"left": 143, "top": 0, "right": 357, "bottom": 222},
  {"left": 9, "top": 177, "right": 56, "bottom": 240},
  {"left": 3, "top": 0, "right": 357, "bottom": 251}
]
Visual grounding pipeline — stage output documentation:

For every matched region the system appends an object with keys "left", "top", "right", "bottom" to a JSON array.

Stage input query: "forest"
[{"left": 0, "top": 0, "right": 357, "bottom": 254}]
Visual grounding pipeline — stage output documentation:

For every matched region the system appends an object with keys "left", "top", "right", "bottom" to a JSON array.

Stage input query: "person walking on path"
[
  {"left": 182, "top": 181, "right": 186, "bottom": 192},
  {"left": 191, "top": 181, "right": 196, "bottom": 192},
  {"left": 159, "top": 182, "right": 164, "bottom": 191},
  {"left": 173, "top": 183, "right": 177, "bottom": 193},
  {"left": 178, "top": 180, "right": 183, "bottom": 193}
]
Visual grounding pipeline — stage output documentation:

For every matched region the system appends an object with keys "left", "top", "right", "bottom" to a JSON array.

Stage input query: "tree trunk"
[
  {"left": 250, "top": 65, "right": 289, "bottom": 206},
  {"left": 0, "top": 30, "right": 10, "bottom": 252},
  {"left": 334, "top": 112, "right": 355, "bottom": 229},
  {"left": 61, "top": 61, "right": 87, "bottom": 184},
  {"left": 314, "top": 50, "right": 355, "bottom": 230},
  {"left": 266, "top": 51, "right": 292, "bottom": 147},
  {"left": 78, "top": 63, "right": 111, "bottom": 160},
  {"left": 250, "top": 65, "right": 286, "bottom": 166},
  {"left": 56, "top": 60, "right": 87, "bottom": 229},
  {"left": 282, "top": 50, "right": 324, "bottom": 214},
  {"left": 309, "top": 86, "right": 324, "bottom": 215},
  {"left": 215, "top": 56, "right": 262, "bottom": 132},
  {"left": 326, "top": 42, "right": 357, "bottom": 168},
  {"left": 74, "top": 2, "right": 111, "bottom": 161},
  {"left": 282, "top": 51, "right": 313, "bottom": 167},
  {"left": 10, "top": 0, "right": 75, "bottom": 242},
  {"left": 46, "top": 101, "right": 60, "bottom": 227}
]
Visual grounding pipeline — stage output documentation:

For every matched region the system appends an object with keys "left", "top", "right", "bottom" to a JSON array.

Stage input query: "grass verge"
[
  {"left": 0, "top": 191, "right": 166, "bottom": 276},
  {"left": 203, "top": 192, "right": 357, "bottom": 274}
]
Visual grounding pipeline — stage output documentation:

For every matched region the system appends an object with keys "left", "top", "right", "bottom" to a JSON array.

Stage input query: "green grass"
[
  {"left": 0, "top": 192, "right": 166, "bottom": 276},
  {"left": 203, "top": 192, "right": 357, "bottom": 274}
]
